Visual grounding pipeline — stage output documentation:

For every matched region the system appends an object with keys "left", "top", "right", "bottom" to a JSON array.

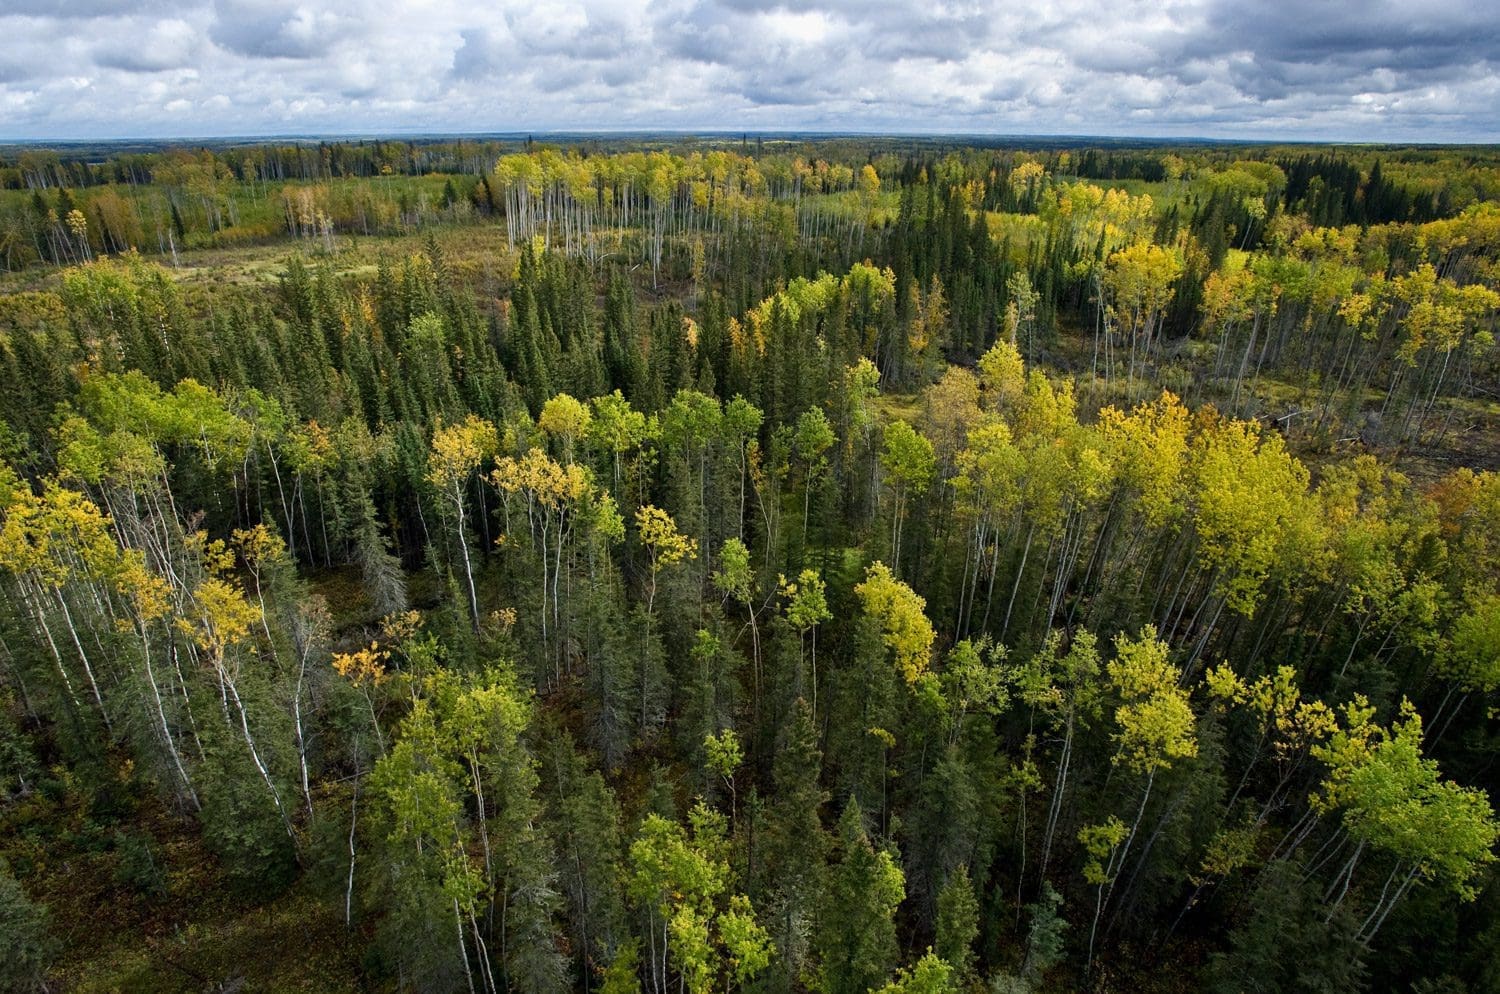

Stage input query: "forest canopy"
[{"left": 0, "top": 136, "right": 1498, "bottom": 994}]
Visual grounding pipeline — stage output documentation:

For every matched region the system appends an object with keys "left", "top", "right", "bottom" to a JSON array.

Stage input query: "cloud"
[
  {"left": 5, "top": 0, "right": 163, "bottom": 18},
  {"left": 95, "top": 17, "right": 201, "bottom": 72},
  {"left": 450, "top": 26, "right": 518, "bottom": 80},
  {"left": 209, "top": 0, "right": 349, "bottom": 60},
  {"left": 0, "top": 0, "right": 1495, "bottom": 140}
]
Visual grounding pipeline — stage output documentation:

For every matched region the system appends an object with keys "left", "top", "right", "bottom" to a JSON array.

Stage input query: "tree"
[
  {"left": 1102, "top": 240, "right": 1182, "bottom": 384},
  {"left": 1189, "top": 416, "right": 1319, "bottom": 620},
  {"left": 1311, "top": 699, "right": 1499, "bottom": 943},
  {"left": 367, "top": 697, "right": 477, "bottom": 992},
  {"left": 782, "top": 569, "right": 831, "bottom": 717},
  {"left": 628, "top": 803, "right": 772, "bottom": 994},
  {"left": 1084, "top": 625, "right": 1197, "bottom": 971},
  {"left": 1020, "top": 883, "right": 1068, "bottom": 986},
  {"left": 793, "top": 407, "right": 836, "bottom": 552},
  {"left": 588, "top": 391, "right": 655, "bottom": 498},
  {"left": 872, "top": 952, "right": 957, "bottom": 994},
  {"left": 635, "top": 505, "right": 697, "bottom": 731},
  {"left": 540, "top": 392, "right": 592, "bottom": 465},
  {"left": 815, "top": 801, "right": 905, "bottom": 994},
  {"left": 880, "top": 420, "right": 935, "bottom": 573},
  {"left": 1207, "top": 860, "right": 1366, "bottom": 994},
  {"left": 0, "top": 862, "right": 56, "bottom": 994},
  {"left": 855, "top": 562, "right": 935, "bottom": 685},
  {"left": 704, "top": 727, "right": 743, "bottom": 816},
  {"left": 636, "top": 505, "right": 697, "bottom": 618},
  {"left": 490, "top": 447, "right": 595, "bottom": 672},
  {"left": 977, "top": 339, "right": 1026, "bottom": 419},
  {"left": 176, "top": 548, "right": 297, "bottom": 850},
  {"left": 760, "top": 699, "right": 828, "bottom": 990},
  {"left": 427, "top": 414, "right": 498, "bottom": 629},
  {"left": 714, "top": 537, "right": 766, "bottom": 710},
  {"left": 543, "top": 733, "right": 628, "bottom": 985},
  {"left": 951, "top": 417, "right": 1024, "bottom": 634},
  {"left": 934, "top": 866, "right": 979, "bottom": 985}
]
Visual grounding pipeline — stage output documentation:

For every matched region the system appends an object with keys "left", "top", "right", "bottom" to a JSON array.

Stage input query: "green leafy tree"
[
  {"left": 873, "top": 951, "right": 957, "bottom": 994},
  {"left": 793, "top": 407, "right": 836, "bottom": 552},
  {"left": 879, "top": 420, "right": 935, "bottom": 574}
]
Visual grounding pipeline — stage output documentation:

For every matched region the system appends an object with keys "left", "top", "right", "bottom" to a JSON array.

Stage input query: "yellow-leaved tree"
[
  {"left": 426, "top": 414, "right": 498, "bottom": 629},
  {"left": 855, "top": 561, "right": 935, "bottom": 685}
]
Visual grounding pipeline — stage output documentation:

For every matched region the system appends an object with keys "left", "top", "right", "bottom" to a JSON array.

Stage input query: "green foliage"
[
  {"left": 874, "top": 951, "right": 958, "bottom": 994},
  {"left": 713, "top": 537, "right": 754, "bottom": 604},
  {"left": 783, "top": 569, "right": 832, "bottom": 634},
  {"left": 1078, "top": 818, "right": 1128, "bottom": 886},
  {"left": 815, "top": 802, "right": 906, "bottom": 994},
  {"left": 935, "top": 867, "right": 979, "bottom": 984},
  {"left": 704, "top": 728, "right": 743, "bottom": 783},
  {"left": 4, "top": 137, "right": 1500, "bottom": 994},
  {"left": 198, "top": 746, "right": 299, "bottom": 897},
  {"left": 111, "top": 830, "right": 167, "bottom": 899},
  {"left": 1020, "top": 883, "right": 1068, "bottom": 984},
  {"left": 880, "top": 420, "right": 936, "bottom": 496},
  {"left": 1208, "top": 861, "right": 1366, "bottom": 994},
  {"left": 1106, "top": 626, "right": 1198, "bottom": 773},
  {"left": 628, "top": 803, "right": 770, "bottom": 994},
  {"left": 601, "top": 940, "right": 643, "bottom": 994},
  {"left": 1314, "top": 701, "right": 1499, "bottom": 901},
  {"left": 0, "top": 862, "right": 56, "bottom": 994}
]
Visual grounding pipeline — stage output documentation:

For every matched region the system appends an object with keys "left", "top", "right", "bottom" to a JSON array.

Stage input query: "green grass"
[{"left": 870, "top": 391, "right": 924, "bottom": 426}]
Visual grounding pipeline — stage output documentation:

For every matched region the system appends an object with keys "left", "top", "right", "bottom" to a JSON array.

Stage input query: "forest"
[{"left": 0, "top": 135, "right": 1497, "bottom": 994}]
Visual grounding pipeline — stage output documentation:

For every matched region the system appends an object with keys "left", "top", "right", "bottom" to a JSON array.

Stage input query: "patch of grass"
[{"left": 871, "top": 391, "right": 924, "bottom": 426}]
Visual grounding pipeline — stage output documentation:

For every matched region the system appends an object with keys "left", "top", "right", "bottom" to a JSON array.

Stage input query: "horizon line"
[{"left": 3, "top": 128, "right": 1497, "bottom": 150}]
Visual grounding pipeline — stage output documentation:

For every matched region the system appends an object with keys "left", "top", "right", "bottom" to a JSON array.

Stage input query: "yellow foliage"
[
  {"left": 492, "top": 448, "right": 591, "bottom": 509},
  {"left": 179, "top": 576, "right": 261, "bottom": 658},
  {"left": 636, "top": 505, "right": 697, "bottom": 567},
  {"left": 855, "top": 561, "right": 935, "bottom": 684},
  {"left": 1108, "top": 626, "right": 1197, "bottom": 774},
  {"left": 426, "top": 414, "right": 497, "bottom": 493},
  {"left": 333, "top": 643, "right": 390, "bottom": 687}
]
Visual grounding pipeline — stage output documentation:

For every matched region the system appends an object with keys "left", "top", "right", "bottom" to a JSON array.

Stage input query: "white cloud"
[{"left": 0, "top": 0, "right": 1494, "bottom": 140}]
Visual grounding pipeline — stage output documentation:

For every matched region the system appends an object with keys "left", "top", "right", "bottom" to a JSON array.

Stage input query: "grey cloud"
[
  {"left": 95, "top": 18, "right": 202, "bottom": 72},
  {"left": 653, "top": 2, "right": 742, "bottom": 65},
  {"left": 1171, "top": 0, "right": 1500, "bottom": 89},
  {"left": 983, "top": 77, "right": 1029, "bottom": 102},
  {"left": 94, "top": 50, "right": 188, "bottom": 72},
  {"left": 505, "top": 6, "right": 627, "bottom": 59},
  {"left": 741, "top": 85, "right": 824, "bottom": 107},
  {"left": 4, "top": 0, "right": 177, "bottom": 18},
  {"left": 0, "top": 46, "right": 54, "bottom": 83},
  {"left": 598, "top": 61, "right": 646, "bottom": 87},
  {"left": 209, "top": 0, "right": 345, "bottom": 59},
  {"left": 451, "top": 27, "right": 517, "bottom": 79}
]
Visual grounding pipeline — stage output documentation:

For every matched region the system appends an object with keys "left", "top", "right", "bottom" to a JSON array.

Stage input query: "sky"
[{"left": 1, "top": 0, "right": 1498, "bottom": 143}]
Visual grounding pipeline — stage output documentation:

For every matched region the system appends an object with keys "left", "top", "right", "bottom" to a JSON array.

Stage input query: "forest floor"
[
  {"left": 2, "top": 773, "right": 364, "bottom": 993},
  {"left": 0, "top": 223, "right": 520, "bottom": 297}
]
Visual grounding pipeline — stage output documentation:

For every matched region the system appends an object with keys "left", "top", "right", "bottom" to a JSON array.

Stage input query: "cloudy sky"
[{"left": 2, "top": 0, "right": 1497, "bottom": 142}]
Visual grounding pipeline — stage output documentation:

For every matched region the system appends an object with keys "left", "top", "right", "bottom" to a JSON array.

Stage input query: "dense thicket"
[{"left": 0, "top": 139, "right": 1498, "bottom": 994}]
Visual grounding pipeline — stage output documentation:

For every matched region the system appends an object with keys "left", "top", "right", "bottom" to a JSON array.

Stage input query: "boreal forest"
[{"left": 0, "top": 136, "right": 1498, "bottom": 994}]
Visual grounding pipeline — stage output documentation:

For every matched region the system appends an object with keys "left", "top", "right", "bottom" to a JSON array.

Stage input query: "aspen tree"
[{"left": 427, "top": 415, "right": 498, "bottom": 630}]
